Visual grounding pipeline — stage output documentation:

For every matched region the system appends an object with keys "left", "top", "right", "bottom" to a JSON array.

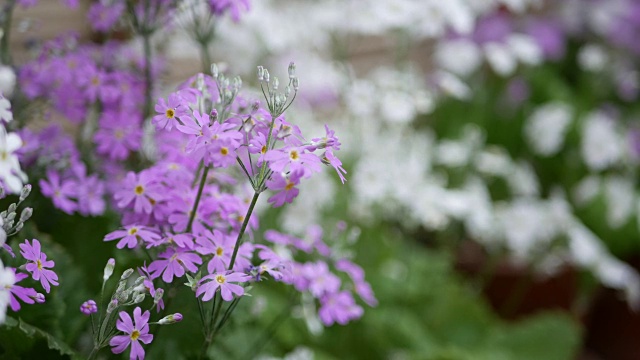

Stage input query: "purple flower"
[
  {"left": 109, "top": 307, "right": 153, "bottom": 360},
  {"left": 148, "top": 248, "right": 202, "bottom": 283},
  {"left": 114, "top": 171, "right": 164, "bottom": 214},
  {"left": 195, "top": 230, "right": 233, "bottom": 273},
  {"left": 196, "top": 271, "right": 250, "bottom": 301},
  {"left": 322, "top": 150, "right": 347, "bottom": 184},
  {"left": 94, "top": 111, "right": 142, "bottom": 161},
  {"left": 87, "top": 2, "right": 125, "bottom": 32},
  {"left": 104, "top": 225, "right": 161, "bottom": 249},
  {"left": 80, "top": 299, "right": 97, "bottom": 315},
  {"left": 19, "top": 239, "right": 59, "bottom": 293},
  {"left": 266, "top": 169, "right": 303, "bottom": 207},
  {"left": 318, "top": 291, "right": 363, "bottom": 326},
  {"left": 309, "top": 125, "right": 341, "bottom": 151},
  {"left": 209, "top": 0, "right": 250, "bottom": 22},
  {"left": 264, "top": 146, "right": 322, "bottom": 177},
  {"left": 39, "top": 170, "right": 77, "bottom": 214},
  {"left": 304, "top": 261, "right": 340, "bottom": 298},
  {"left": 153, "top": 94, "right": 188, "bottom": 130},
  {"left": 6, "top": 270, "right": 39, "bottom": 311}
]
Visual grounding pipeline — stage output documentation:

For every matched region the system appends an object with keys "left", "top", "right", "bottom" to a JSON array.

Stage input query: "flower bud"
[
  {"left": 292, "top": 77, "right": 299, "bottom": 91},
  {"left": 19, "top": 185, "right": 31, "bottom": 201},
  {"left": 211, "top": 63, "right": 219, "bottom": 78},
  {"left": 107, "top": 298, "right": 118, "bottom": 314},
  {"left": 7, "top": 203, "right": 16, "bottom": 214},
  {"left": 120, "top": 268, "right": 134, "bottom": 281},
  {"left": 257, "top": 66, "right": 264, "bottom": 81},
  {"left": 116, "top": 288, "right": 129, "bottom": 304},
  {"left": 103, "top": 258, "right": 115, "bottom": 282},
  {"left": 5, "top": 212, "right": 15, "bottom": 222},
  {"left": 263, "top": 69, "right": 270, "bottom": 83},
  {"left": 272, "top": 77, "right": 279, "bottom": 91},
  {"left": 33, "top": 293, "right": 45, "bottom": 304},
  {"left": 158, "top": 313, "right": 183, "bottom": 325},
  {"left": 80, "top": 300, "right": 98, "bottom": 315},
  {"left": 210, "top": 109, "right": 218, "bottom": 122},
  {"left": 288, "top": 62, "right": 296, "bottom": 79},
  {"left": 12, "top": 222, "right": 22, "bottom": 233},
  {"left": 19, "top": 207, "right": 32, "bottom": 222},
  {"left": 153, "top": 288, "right": 164, "bottom": 304},
  {"left": 133, "top": 293, "right": 145, "bottom": 304}
]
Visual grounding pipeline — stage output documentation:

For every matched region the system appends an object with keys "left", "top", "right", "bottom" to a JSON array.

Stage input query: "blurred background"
[{"left": 3, "top": 0, "right": 640, "bottom": 359}]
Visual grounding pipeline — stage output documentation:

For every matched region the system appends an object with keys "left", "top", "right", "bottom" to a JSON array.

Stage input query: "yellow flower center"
[
  {"left": 260, "top": 145, "right": 267, "bottom": 154},
  {"left": 220, "top": 147, "right": 229, "bottom": 156},
  {"left": 130, "top": 330, "right": 140, "bottom": 341},
  {"left": 166, "top": 109, "right": 175, "bottom": 118},
  {"left": 91, "top": 76, "right": 100, "bottom": 86},
  {"left": 0, "top": 151, "right": 7, "bottom": 161},
  {"left": 215, "top": 275, "right": 226, "bottom": 284},
  {"left": 285, "top": 181, "right": 295, "bottom": 191},
  {"left": 134, "top": 185, "right": 144, "bottom": 195},
  {"left": 128, "top": 227, "right": 138, "bottom": 235},
  {"left": 37, "top": 260, "right": 43, "bottom": 270},
  {"left": 289, "top": 150, "right": 299, "bottom": 161},
  {"left": 215, "top": 247, "right": 224, "bottom": 257},
  {"left": 114, "top": 129, "right": 124, "bottom": 140}
]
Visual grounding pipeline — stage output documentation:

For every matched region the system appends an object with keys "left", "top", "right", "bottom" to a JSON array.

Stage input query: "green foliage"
[{"left": 0, "top": 317, "right": 78, "bottom": 359}]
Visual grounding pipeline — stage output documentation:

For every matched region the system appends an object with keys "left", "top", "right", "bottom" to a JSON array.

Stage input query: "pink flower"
[
  {"left": 104, "top": 225, "right": 160, "bottom": 249},
  {"left": 153, "top": 94, "right": 188, "bottom": 130},
  {"left": 264, "top": 146, "right": 322, "bottom": 177},
  {"left": 39, "top": 170, "right": 77, "bottom": 214},
  {"left": 114, "top": 171, "right": 164, "bottom": 214},
  {"left": 80, "top": 299, "right": 97, "bottom": 315},
  {"left": 19, "top": 239, "right": 59, "bottom": 293},
  {"left": 196, "top": 271, "right": 250, "bottom": 301},
  {"left": 94, "top": 111, "right": 142, "bottom": 161},
  {"left": 195, "top": 230, "right": 233, "bottom": 273},
  {"left": 109, "top": 307, "right": 153, "bottom": 360},
  {"left": 148, "top": 248, "right": 202, "bottom": 283},
  {"left": 266, "top": 169, "right": 303, "bottom": 207},
  {"left": 318, "top": 291, "right": 363, "bottom": 326},
  {"left": 322, "top": 149, "right": 347, "bottom": 184},
  {"left": 6, "top": 270, "right": 39, "bottom": 311}
]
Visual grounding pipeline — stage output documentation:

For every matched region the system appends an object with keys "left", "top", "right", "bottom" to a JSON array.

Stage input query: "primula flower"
[
  {"left": 196, "top": 271, "right": 251, "bottom": 301},
  {"left": 138, "top": 266, "right": 164, "bottom": 312},
  {"left": 148, "top": 248, "right": 202, "bottom": 283},
  {"left": 19, "top": 239, "right": 59, "bottom": 293},
  {"left": 88, "top": 2, "right": 125, "bottom": 32},
  {"left": 0, "top": 126, "right": 26, "bottom": 193},
  {"left": 209, "top": 0, "right": 250, "bottom": 22},
  {"left": 0, "top": 95, "right": 13, "bottom": 123},
  {"left": 322, "top": 150, "right": 347, "bottom": 184},
  {"left": 109, "top": 307, "right": 153, "bottom": 360},
  {"left": 266, "top": 169, "right": 303, "bottom": 207},
  {"left": 6, "top": 270, "right": 38, "bottom": 311},
  {"left": 0, "top": 260, "right": 15, "bottom": 324},
  {"left": 80, "top": 300, "right": 97, "bottom": 315},
  {"left": 309, "top": 125, "right": 341, "bottom": 151},
  {"left": 264, "top": 146, "right": 322, "bottom": 177},
  {"left": 114, "top": 171, "right": 164, "bottom": 214},
  {"left": 304, "top": 261, "right": 341, "bottom": 298},
  {"left": 39, "top": 170, "right": 77, "bottom": 214},
  {"left": 153, "top": 94, "right": 188, "bottom": 130},
  {"left": 104, "top": 225, "right": 161, "bottom": 249},
  {"left": 94, "top": 112, "right": 142, "bottom": 161},
  {"left": 195, "top": 230, "right": 233, "bottom": 273},
  {"left": 318, "top": 291, "right": 363, "bottom": 326}
]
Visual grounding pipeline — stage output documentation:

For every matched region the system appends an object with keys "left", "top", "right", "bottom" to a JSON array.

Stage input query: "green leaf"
[{"left": 0, "top": 316, "right": 80, "bottom": 359}]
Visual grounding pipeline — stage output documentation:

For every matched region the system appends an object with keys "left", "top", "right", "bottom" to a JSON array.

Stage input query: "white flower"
[
  {"left": 572, "top": 175, "right": 601, "bottom": 206},
  {"left": 604, "top": 175, "right": 635, "bottom": 229},
  {"left": 506, "top": 34, "right": 543, "bottom": 66},
  {"left": 0, "top": 259, "right": 15, "bottom": 325},
  {"left": 580, "top": 111, "right": 625, "bottom": 171},
  {"left": 0, "top": 125, "right": 26, "bottom": 193},
  {"left": 484, "top": 42, "right": 517, "bottom": 76},
  {"left": 507, "top": 161, "right": 539, "bottom": 197},
  {"left": 435, "top": 71, "right": 471, "bottom": 99},
  {"left": 0, "top": 95, "right": 12, "bottom": 123},
  {"left": 435, "top": 39, "right": 482, "bottom": 77},
  {"left": 0, "top": 66, "right": 16, "bottom": 97},
  {"left": 524, "top": 102, "right": 573, "bottom": 156},
  {"left": 578, "top": 45, "right": 608, "bottom": 72}
]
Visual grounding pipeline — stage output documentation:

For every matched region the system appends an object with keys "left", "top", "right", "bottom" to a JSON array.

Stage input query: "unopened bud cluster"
[
  {"left": 257, "top": 62, "right": 299, "bottom": 117},
  {"left": 0, "top": 185, "right": 34, "bottom": 242}
]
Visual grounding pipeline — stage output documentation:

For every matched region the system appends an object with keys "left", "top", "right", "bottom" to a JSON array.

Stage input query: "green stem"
[
  {"left": 0, "top": 0, "right": 15, "bottom": 66},
  {"left": 186, "top": 166, "right": 210, "bottom": 233},
  {"left": 227, "top": 191, "right": 260, "bottom": 270},
  {"left": 87, "top": 346, "right": 99, "bottom": 360}
]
